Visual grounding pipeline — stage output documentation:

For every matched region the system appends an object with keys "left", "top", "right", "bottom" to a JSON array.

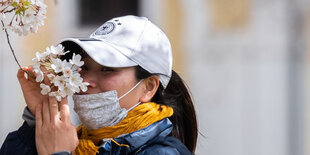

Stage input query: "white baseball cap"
[{"left": 60, "top": 15, "right": 172, "bottom": 88}]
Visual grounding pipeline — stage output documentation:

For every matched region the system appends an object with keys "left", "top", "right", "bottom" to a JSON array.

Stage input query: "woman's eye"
[{"left": 101, "top": 67, "right": 114, "bottom": 72}]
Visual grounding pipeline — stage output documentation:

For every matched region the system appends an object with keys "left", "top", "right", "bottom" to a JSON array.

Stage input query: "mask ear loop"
[
  {"left": 126, "top": 101, "right": 141, "bottom": 112},
  {"left": 118, "top": 79, "right": 144, "bottom": 100},
  {"left": 118, "top": 79, "right": 144, "bottom": 112}
]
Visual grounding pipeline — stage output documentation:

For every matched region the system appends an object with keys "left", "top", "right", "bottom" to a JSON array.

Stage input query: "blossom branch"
[
  {"left": 3, "top": 8, "right": 15, "bottom": 14},
  {"left": 1, "top": 19, "right": 34, "bottom": 79}
]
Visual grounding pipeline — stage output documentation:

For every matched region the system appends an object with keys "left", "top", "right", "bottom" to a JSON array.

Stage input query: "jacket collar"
[
  {"left": 100, "top": 118, "right": 173, "bottom": 151},
  {"left": 123, "top": 118, "right": 173, "bottom": 150}
]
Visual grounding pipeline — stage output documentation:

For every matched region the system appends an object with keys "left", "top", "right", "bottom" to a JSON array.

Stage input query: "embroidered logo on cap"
[{"left": 94, "top": 22, "right": 115, "bottom": 35}]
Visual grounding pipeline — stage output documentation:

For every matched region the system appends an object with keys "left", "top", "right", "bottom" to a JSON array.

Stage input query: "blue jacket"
[{"left": 0, "top": 118, "right": 192, "bottom": 155}]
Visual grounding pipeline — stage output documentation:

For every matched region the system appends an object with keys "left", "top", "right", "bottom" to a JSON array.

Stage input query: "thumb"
[{"left": 17, "top": 66, "right": 36, "bottom": 83}]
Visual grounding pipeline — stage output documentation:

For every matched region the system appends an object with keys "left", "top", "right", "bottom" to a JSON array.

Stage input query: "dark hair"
[
  {"left": 61, "top": 41, "right": 84, "bottom": 61},
  {"left": 135, "top": 66, "right": 198, "bottom": 153}
]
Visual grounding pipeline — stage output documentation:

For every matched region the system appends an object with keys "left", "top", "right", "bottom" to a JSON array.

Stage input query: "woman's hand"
[
  {"left": 17, "top": 66, "right": 48, "bottom": 115},
  {"left": 35, "top": 97, "right": 79, "bottom": 155},
  {"left": 18, "top": 66, "right": 54, "bottom": 116}
]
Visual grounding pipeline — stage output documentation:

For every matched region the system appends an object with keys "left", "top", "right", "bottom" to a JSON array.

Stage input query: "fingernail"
[{"left": 22, "top": 66, "right": 29, "bottom": 71}]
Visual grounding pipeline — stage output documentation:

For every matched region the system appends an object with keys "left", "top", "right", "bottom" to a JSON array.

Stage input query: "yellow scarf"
[{"left": 73, "top": 102, "right": 174, "bottom": 155}]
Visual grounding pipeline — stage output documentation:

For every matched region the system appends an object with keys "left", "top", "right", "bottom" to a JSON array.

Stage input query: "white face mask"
[{"left": 72, "top": 80, "right": 143, "bottom": 130}]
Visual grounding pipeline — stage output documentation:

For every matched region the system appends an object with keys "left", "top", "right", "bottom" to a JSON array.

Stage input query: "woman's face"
[{"left": 79, "top": 56, "right": 144, "bottom": 110}]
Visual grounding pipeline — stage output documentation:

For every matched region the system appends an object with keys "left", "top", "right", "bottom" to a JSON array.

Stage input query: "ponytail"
[{"left": 136, "top": 67, "right": 198, "bottom": 153}]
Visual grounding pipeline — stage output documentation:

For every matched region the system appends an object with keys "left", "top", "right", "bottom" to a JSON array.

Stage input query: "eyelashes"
[
  {"left": 80, "top": 65, "right": 115, "bottom": 72},
  {"left": 100, "top": 67, "right": 115, "bottom": 72}
]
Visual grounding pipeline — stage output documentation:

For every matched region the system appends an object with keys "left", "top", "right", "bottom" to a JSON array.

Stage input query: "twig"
[
  {"left": 1, "top": 20, "right": 34, "bottom": 79},
  {"left": 3, "top": 8, "right": 15, "bottom": 14}
]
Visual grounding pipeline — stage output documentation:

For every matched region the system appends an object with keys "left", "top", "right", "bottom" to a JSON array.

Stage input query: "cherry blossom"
[
  {"left": 40, "top": 83, "right": 50, "bottom": 95},
  {"left": 0, "top": 0, "right": 47, "bottom": 36},
  {"left": 34, "top": 69, "right": 43, "bottom": 82},
  {"left": 47, "top": 73, "right": 55, "bottom": 82},
  {"left": 31, "top": 44, "right": 89, "bottom": 101},
  {"left": 63, "top": 67, "right": 72, "bottom": 78},
  {"left": 70, "top": 53, "right": 84, "bottom": 66},
  {"left": 51, "top": 59, "right": 65, "bottom": 73},
  {"left": 48, "top": 45, "right": 69, "bottom": 58}
]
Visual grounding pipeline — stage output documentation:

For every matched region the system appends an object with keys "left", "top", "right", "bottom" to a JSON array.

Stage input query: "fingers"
[
  {"left": 59, "top": 98, "right": 71, "bottom": 123},
  {"left": 41, "top": 97, "right": 69, "bottom": 126},
  {"left": 36, "top": 103, "right": 43, "bottom": 129},
  {"left": 42, "top": 99, "right": 50, "bottom": 124},
  {"left": 49, "top": 96, "right": 59, "bottom": 123}
]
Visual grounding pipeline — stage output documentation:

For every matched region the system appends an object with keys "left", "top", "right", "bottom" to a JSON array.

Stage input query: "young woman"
[{"left": 0, "top": 15, "right": 197, "bottom": 155}]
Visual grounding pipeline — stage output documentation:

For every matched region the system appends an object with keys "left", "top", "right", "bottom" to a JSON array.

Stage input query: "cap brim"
[{"left": 59, "top": 38, "right": 137, "bottom": 68}]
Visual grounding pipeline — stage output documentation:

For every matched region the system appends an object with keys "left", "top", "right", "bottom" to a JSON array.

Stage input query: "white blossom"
[
  {"left": 53, "top": 75, "right": 66, "bottom": 90},
  {"left": 69, "top": 73, "right": 84, "bottom": 93},
  {"left": 69, "top": 73, "right": 83, "bottom": 86},
  {"left": 10, "top": 26, "right": 23, "bottom": 36},
  {"left": 32, "top": 51, "right": 49, "bottom": 63},
  {"left": 32, "top": 52, "right": 41, "bottom": 62},
  {"left": 51, "top": 59, "right": 64, "bottom": 73},
  {"left": 47, "top": 45, "right": 68, "bottom": 57},
  {"left": 70, "top": 53, "right": 84, "bottom": 66},
  {"left": 60, "top": 85, "right": 74, "bottom": 97},
  {"left": 63, "top": 67, "right": 72, "bottom": 78},
  {"left": 80, "top": 82, "right": 89, "bottom": 92},
  {"left": 47, "top": 74, "right": 55, "bottom": 82},
  {"left": 34, "top": 69, "right": 44, "bottom": 82},
  {"left": 40, "top": 83, "right": 50, "bottom": 95},
  {"left": 32, "top": 61, "right": 41, "bottom": 72},
  {"left": 31, "top": 45, "right": 88, "bottom": 99},
  {"left": 1, "top": 0, "right": 47, "bottom": 36},
  {"left": 40, "top": 51, "right": 50, "bottom": 61}
]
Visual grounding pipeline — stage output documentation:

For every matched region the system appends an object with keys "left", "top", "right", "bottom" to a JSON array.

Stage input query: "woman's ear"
[{"left": 139, "top": 75, "right": 159, "bottom": 102}]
